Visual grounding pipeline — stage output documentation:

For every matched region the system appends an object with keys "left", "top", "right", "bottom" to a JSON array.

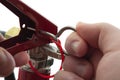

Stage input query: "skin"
[
  {"left": 54, "top": 22, "right": 120, "bottom": 80},
  {"left": 0, "top": 33, "right": 29, "bottom": 77}
]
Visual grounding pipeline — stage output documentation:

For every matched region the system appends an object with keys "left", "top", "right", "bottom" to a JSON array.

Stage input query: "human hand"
[
  {"left": 54, "top": 22, "right": 120, "bottom": 80},
  {"left": 0, "top": 34, "right": 29, "bottom": 77}
]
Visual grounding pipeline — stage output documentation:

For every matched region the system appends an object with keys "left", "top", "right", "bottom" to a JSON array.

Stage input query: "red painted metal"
[
  {"left": 0, "top": 0, "right": 57, "bottom": 55},
  {"left": 0, "top": 0, "right": 58, "bottom": 80}
]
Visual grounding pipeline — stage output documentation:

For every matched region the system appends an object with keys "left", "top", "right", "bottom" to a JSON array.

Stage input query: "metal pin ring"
[
  {"left": 39, "top": 30, "right": 58, "bottom": 41},
  {"left": 56, "top": 26, "right": 76, "bottom": 37},
  {"left": 39, "top": 26, "right": 75, "bottom": 40}
]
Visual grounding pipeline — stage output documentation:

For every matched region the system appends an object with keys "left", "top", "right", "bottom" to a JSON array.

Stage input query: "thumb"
[{"left": 0, "top": 47, "right": 15, "bottom": 77}]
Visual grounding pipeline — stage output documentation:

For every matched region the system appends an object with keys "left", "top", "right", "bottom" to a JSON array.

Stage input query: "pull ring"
[
  {"left": 40, "top": 26, "right": 76, "bottom": 40},
  {"left": 56, "top": 26, "right": 76, "bottom": 37}
]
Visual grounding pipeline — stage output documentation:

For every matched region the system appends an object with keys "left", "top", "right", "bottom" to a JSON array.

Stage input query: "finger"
[
  {"left": 76, "top": 22, "right": 120, "bottom": 54},
  {"left": 54, "top": 71, "right": 84, "bottom": 80},
  {"left": 0, "top": 33, "right": 5, "bottom": 41},
  {"left": 65, "top": 32, "right": 88, "bottom": 57},
  {"left": 0, "top": 47, "right": 15, "bottom": 77},
  {"left": 76, "top": 22, "right": 101, "bottom": 48},
  {"left": 63, "top": 56, "right": 93, "bottom": 80},
  {"left": 96, "top": 50, "right": 120, "bottom": 80},
  {"left": 88, "top": 48, "right": 103, "bottom": 76},
  {"left": 14, "top": 51, "right": 30, "bottom": 67}
]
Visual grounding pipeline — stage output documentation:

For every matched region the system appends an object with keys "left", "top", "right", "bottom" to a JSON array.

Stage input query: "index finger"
[{"left": 76, "top": 22, "right": 120, "bottom": 54}]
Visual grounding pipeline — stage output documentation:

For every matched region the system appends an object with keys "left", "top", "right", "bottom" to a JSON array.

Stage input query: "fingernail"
[
  {"left": 76, "top": 22, "right": 87, "bottom": 27},
  {"left": 71, "top": 41, "right": 81, "bottom": 56}
]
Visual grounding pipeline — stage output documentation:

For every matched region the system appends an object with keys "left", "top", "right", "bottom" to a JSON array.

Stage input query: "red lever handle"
[{"left": 0, "top": 0, "right": 58, "bottom": 56}]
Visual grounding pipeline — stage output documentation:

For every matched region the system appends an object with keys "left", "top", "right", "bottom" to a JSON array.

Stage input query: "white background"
[{"left": 0, "top": 0, "right": 120, "bottom": 80}]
